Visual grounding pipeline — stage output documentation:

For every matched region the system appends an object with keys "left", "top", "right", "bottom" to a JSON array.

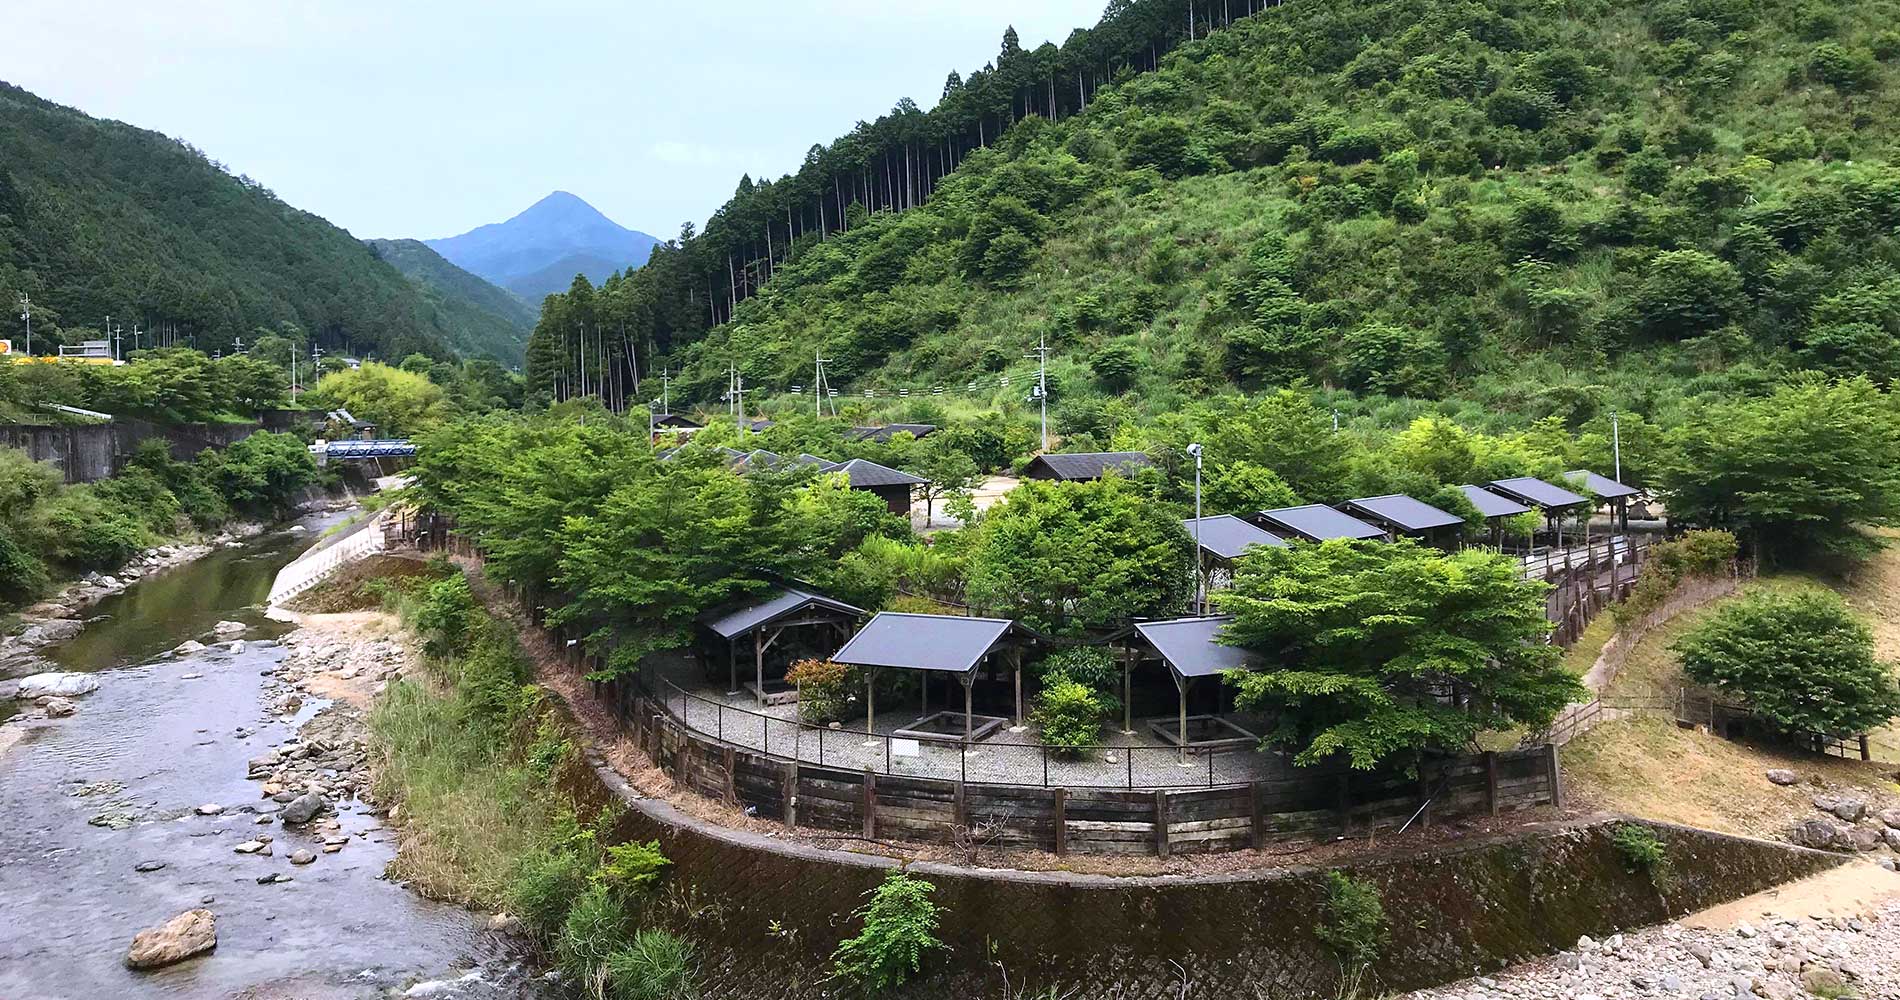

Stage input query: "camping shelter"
[
  {"left": 1252, "top": 504, "right": 1386, "bottom": 542},
  {"left": 1459, "top": 484, "right": 1534, "bottom": 547},
  {"left": 1126, "top": 616, "right": 1265, "bottom": 761},
  {"left": 1181, "top": 515, "right": 1286, "bottom": 608},
  {"left": 830, "top": 612, "right": 1038, "bottom": 743},
  {"left": 1340, "top": 494, "right": 1465, "bottom": 543},
  {"left": 1488, "top": 476, "right": 1591, "bottom": 546},
  {"left": 701, "top": 587, "right": 866, "bottom": 705},
  {"left": 1021, "top": 451, "right": 1155, "bottom": 482},
  {"left": 1565, "top": 470, "right": 1642, "bottom": 529}
]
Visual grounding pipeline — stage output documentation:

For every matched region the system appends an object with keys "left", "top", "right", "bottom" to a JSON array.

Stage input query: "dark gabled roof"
[
  {"left": 1254, "top": 504, "right": 1386, "bottom": 542},
  {"left": 1022, "top": 451, "right": 1155, "bottom": 482},
  {"left": 788, "top": 453, "right": 833, "bottom": 468},
  {"left": 1459, "top": 485, "right": 1533, "bottom": 519},
  {"left": 700, "top": 587, "right": 866, "bottom": 640},
  {"left": 1182, "top": 515, "right": 1286, "bottom": 561},
  {"left": 1489, "top": 476, "right": 1589, "bottom": 510},
  {"left": 731, "top": 449, "right": 783, "bottom": 473},
  {"left": 652, "top": 412, "right": 703, "bottom": 429},
  {"left": 1342, "top": 494, "right": 1464, "bottom": 533},
  {"left": 747, "top": 418, "right": 775, "bottom": 432},
  {"left": 1564, "top": 470, "right": 1641, "bottom": 501},
  {"left": 822, "top": 457, "right": 928, "bottom": 488},
  {"left": 831, "top": 612, "right": 1022, "bottom": 673},
  {"left": 1132, "top": 616, "right": 1263, "bottom": 680},
  {"left": 848, "top": 423, "right": 939, "bottom": 443}
]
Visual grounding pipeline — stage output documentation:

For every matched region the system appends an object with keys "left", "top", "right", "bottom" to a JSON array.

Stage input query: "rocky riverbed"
[{"left": 0, "top": 520, "right": 548, "bottom": 1000}]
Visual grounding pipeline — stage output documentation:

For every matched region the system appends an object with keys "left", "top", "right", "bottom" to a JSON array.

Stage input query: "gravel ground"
[{"left": 1404, "top": 879, "right": 1900, "bottom": 1000}]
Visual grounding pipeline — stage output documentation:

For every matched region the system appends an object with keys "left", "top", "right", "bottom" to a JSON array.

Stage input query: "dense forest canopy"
[
  {"left": 0, "top": 83, "right": 496, "bottom": 362},
  {"left": 525, "top": 0, "right": 1900, "bottom": 433}
]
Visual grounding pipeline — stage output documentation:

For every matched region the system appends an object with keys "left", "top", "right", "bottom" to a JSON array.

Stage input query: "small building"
[
  {"left": 1341, "top": 494, "right": 1465, "bottom": 543},
  {"left": 1021, "top": 451, "right": 1154, "bottom": 483},
  {"left": 651, "top": 412, "right": 704, "bottom": 432},
  {"left": 1564, "top": 470, "right": 1643, "bottom": 529},
  {"left": 819, "top": 457, "right": 928, "bottom": 515},
  {"left": 1459, "top": 484, "right": 1534, "bottom": 547},
  {"left": 1125, "top": 616, "right": 1264, "bottom": 758},
  {"left": 848, "top": 423, "right": 939, "bottom": 443},
  {"left": 1181, "top": 515, "right": 1285, "bottom": 603},
  {"left": 831, "top": 612, "right": 1038, "bottom": 742},
  {"left": 1251, "top": 504, "right": 1386, "bottom": 543},
  {"left": 746, "top": 418, "right": 775, "bottom": 433},
  {"left": 700, "top": 586, "right": 865, "bottom": 705}
]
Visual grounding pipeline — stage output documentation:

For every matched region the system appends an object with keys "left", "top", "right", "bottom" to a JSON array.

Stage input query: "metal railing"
[{"left": 635, "top": 667, "right": 1274, "bottom": 790}]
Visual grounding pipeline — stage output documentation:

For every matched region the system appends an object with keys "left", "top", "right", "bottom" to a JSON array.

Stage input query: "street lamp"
[{"left": 1187, "top": 442, "right": 1204, "bottom": 613}]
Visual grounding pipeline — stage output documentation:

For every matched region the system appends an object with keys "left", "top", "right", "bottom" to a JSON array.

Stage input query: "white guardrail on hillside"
[{"left": 266, "top": 513, "right": 389, "bottom": 607}]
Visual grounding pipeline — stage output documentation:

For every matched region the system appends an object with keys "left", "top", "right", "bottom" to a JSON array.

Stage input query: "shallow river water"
[{"left": 0, "top": 522, "right": 539, "bottom": 1000}]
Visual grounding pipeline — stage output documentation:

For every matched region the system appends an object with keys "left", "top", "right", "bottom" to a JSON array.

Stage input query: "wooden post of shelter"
[
  {"left": 1176, "top": 674, "right": 1191, "bottom": 765},
  {"left": 864, "top": 667, "right": 876, "bottom": 742},
  {"left": 1122, "top": 646, "right": 1137, "bottom": 734},
  {"left": 961, "top": 669, "right": 976, "bottom": 742},
  {"left": 1485, "top": 751, "right": 1500, "bottom": 817}
]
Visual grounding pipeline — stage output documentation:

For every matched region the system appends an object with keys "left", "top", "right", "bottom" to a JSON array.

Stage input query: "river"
[{"left": 0, "top": 517, "right": 543, "bottom": 1000}]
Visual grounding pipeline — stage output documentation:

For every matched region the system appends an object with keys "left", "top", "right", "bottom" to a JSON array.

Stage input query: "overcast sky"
[{"left": 10, "top": 1, "right": 1104, "bottom": 240}]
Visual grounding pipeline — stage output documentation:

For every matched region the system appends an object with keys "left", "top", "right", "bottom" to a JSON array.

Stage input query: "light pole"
[
  {"left": 1187, "top": 442, "right": 1204, "bottom": 613},
  {"left": 15, "top": 294, "right": 28, "bottom": 356},
  {"left": 1611, "top": 411, "right": 1622, "bottom": 483}
]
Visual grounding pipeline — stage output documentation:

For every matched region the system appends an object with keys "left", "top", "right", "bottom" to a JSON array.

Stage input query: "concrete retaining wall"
[
  {"left": 0, "top": 418, "right": 264, "bottom": 482},
  {"left": 580, "top": 757, "right": 1842, "bottom": 999}
]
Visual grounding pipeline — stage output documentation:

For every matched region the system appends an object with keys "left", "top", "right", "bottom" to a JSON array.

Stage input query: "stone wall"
[
  {"left": 581, "top": 758, "right": 1842, "bottom": 1000},
  {"left": 0, "top": 418, "right": 264, "bottom": 482}
]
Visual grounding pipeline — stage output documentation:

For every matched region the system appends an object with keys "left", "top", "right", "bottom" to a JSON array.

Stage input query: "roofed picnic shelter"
[
  {"left": 1459, "top": 484, "right": 1534, "bottom": 548},
  {"left": 1487, "top": 476, "right": 1591, "bottom": 546},
  {"left": 830, "top": 612, "right": 1041, "bottom": 744},
  {"left": 1251, "top": 503, "right": 1386, "bottom": 542},
  {"left": 1123, "top": 616, "right": 1265, "bottom": 763},
  {"left": 1181, "top": 514, "right": 1285, "bottom": 610},
  {"left": 700, "top": 586, "right": 866, "bottom": 706},
  {"left": 1340, "top": 494, "right": 1466, "bottom": 546},
  {"left": 1565, "top": 470, "right": 1643, "bottom": 530}
]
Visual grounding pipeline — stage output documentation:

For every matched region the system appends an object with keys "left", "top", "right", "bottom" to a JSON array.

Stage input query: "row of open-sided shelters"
[{"left": 661, "top": 445, "right": 927, "bottom": 515}]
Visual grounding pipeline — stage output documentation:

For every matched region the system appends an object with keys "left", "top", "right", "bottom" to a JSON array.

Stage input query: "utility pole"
[
  {"left": 1188, "top": 443, "right": 1204, "bottom": 613},
  {"left": 734, "top": 366, "right": 745, "bottom": 435},
  {"left": 1027, "top": 333, "right": 1049, "bottom": 452},
  {"left": 106, "top": 315, "right": 114, "bottom": 360},
  {"left": 290, "top": 339, "right": 299, "bottom": 405},
  {"left": 15, "top": 294, "right": 28, "bottom": 356},
  {"left": 1611, "top": 411, "right": 1622, "bottom": 483},
  {"left": 660, "top": 369, "right": 669, "bottom": 416}
]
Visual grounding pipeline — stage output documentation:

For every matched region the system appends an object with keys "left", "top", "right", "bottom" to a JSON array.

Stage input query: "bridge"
[{"left": 311, "top": 438, "right": 416, "bottom": 460}]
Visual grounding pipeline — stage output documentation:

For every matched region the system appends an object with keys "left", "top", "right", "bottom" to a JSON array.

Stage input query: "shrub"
[
  {"left": 1033, "top": 678, "right": 1105, "bottom": 757},
  {"left": 415, "top": 573, "right": 478, "bottom": 659},
  {"left": 604, "top": 929, "right": 698, "bottom": 1000},
  {"left": 507, "top": 841, "right": 596, "bottom": 938},
  {"left": 1673, "top": 590, "right": 1900, "bottom": 737},
  {"left": 596, "top": 840, "right": 671, "bottom": 896},
  {"left": 1612, "top": 529, "right": 1738, "bottom": 627},
  {"left": 1610, "top": 822, "right": 1674, "bottom": 891},
  {"left": 0, "top": 528, "right": 48, "bottom": 604},
  {"left": 786, "top": 658, "right": 854, "bottom": 725},
  {"left": 830, "top": 871, "right": 945, "bottom": 993},
  {"left": 557, "top": 882, "right": 632, "bottom": 983},
  {"left": 27, "top": 485, "right": 146, "bottom": 571},
  {"left": 1314, "top": 870, "right": 1388, "bottom": 999},
  {"left": 202, "top": 430, "right": 319, "bottom": 513}
]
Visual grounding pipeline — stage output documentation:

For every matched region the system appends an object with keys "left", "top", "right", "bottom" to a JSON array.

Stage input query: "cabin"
[
  {"left": 819, "top": 457, "right": 928, "bottom": 515},
  {"left": 848, "top": 423, "right": 939, "bottom": 443},
  {"left": 1021, "top": 451, "right": 1155, "bottom": 483}
]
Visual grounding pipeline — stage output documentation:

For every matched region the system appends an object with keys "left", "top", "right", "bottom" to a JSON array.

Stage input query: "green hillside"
[
  {"left": 529, "top": 0, "right": 1900, "bottom": 430},
  {"left": 366, "top": 238, "right": 536, "bottom": 362},
  {"left": 0, "top": 82, "right": 471, "bottom": 360}
]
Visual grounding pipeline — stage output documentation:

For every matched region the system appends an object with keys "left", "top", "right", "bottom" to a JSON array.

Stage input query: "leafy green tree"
[
  {"left": 966, "top": 476, "right": 1193, "bottom": 633},
  {"left": 1204, "top": 389, "right": 1352, "bottom": 501},
  {"left": 1217, "top": 539, "right": 1578, "bottom": 768},
  {"left": 1631, "top": 251, "right": 1745, "bottom": 340},
  {"left": 1674, "top": 590, "right": 1900, "bottom": 737},
  {"left": 830, "top": 871, "right": 945, "bottom": 994},
  {"left": 910, "top": 435, "right": 979, "bottom": 527},
  {"left": 1661, "top": 376, "right": 1900, "bottom": 560},
  {"left": 201, "top": 431, "right": 319, "bottom": 514},
  {"left": 1199, "top": 460, "right": 1300, "bottom": 516},
  {"left": 307, "top": 361, "right": 450, "bottom": 437}
]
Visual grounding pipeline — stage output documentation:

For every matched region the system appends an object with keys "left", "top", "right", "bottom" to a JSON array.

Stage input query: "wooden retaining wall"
[{"left": 627, "top": 688, "right": 1559, "bottom": 857}]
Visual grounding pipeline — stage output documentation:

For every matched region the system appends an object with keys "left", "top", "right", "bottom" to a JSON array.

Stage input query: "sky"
[{"left": 9, "top": 1, "right": 1106, "bottom": 242}]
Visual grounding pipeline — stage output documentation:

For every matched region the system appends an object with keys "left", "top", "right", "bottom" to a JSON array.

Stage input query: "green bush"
[
  {"left": 415, "top": 573, "right": 478, "bottom": 660},
  {"left": 507, "top": 839, "right": 597, "bottom": 938},
  {"left": 27, "top": 485, "right": 146, "bottom": 571},
  {"left": 1674, "top": 590, "right": 1900, "bottom": 737},
  {"left": 786, "top": 658, "right": 855, "bottom": 725},
  {"left": 200, "top": 430, "right": 318, "bottom": 514},
  {"left": 557, "top": 882, "right": 633, "bottom": 983},
  {"left": 1610, "top": 822, "right": 1675, "bottom": 891},
  {"left": 596, "top": 840, "right": 671, "bottom": 896},
  {"left": 604, "top": 929, "right": 697, "bottom": 1000},
  {"left": 1314, "top": 870, "right": 1389, "bottom": 999},
  {"left": 830, "top": 871, "right": 945, "bottom": 994},
  {"left": 0, "top": 528, "right": 48, "bottom": 604},
  {"left": 1033, "top": 678, "right": 1106, "bottom": 757}
]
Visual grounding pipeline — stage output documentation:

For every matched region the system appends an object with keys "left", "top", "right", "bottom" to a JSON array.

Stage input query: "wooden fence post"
[
  {"left": 1485, "top": 751, "right": 1500, "bottom": 818},
  {"left": 954, "top": 780, "right": 968, "bottom": 831},
  {"left": 1860, "top": 735, "right": 1871, "bottom": 762},
  {"left": 1250, "top": 780, "right": 1266, "bottom": 850},
  {"left": 782, "top": 760, "right": 798, "bottom": 827},
  {"left": 723, "top": 746, "right": 737, "bottom": 804},
  {"left": 862, "top": 769, "right": 878, "bottom": 839},
  {"left": 1544, "top": 743, "right": 1564, "bottom": 809},
  {"left": 1053, "top": 787, "right": 1068, "bottom": 857},
  {"left": 1154, "top": 790, "right": 1171, "bottom": 858}
]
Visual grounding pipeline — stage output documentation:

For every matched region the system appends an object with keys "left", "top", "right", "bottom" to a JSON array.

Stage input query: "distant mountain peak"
[{"left": 424, "top": 192, "right": 659, "bottom": 302}]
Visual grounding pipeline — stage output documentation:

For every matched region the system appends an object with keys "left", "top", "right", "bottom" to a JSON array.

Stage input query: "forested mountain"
[
  {"left": 527, "top": 0, "right": 1900, "bottom": 430},
  {"left": 365, "top": 238, "right": 536, "bottom": 362},
  {"left": 424, "top": 191, "right": 660, "bottom": 302},
  {"left": 0, "top": 82, "right": 466, "bottom": 360}
]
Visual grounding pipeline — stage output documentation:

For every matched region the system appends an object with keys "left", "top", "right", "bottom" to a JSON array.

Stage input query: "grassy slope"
[
  {"left": 366, "top": 238, "right": 536, "bottom": 363},
  {"left": 666, "top": 0, "right": 1900, "bottom": 431}
]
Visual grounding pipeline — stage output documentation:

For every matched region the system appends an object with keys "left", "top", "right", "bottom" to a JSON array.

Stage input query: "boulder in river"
[
  {"left": 40, "top": 697, "right": 76, "bottom": 717},
  {"left": 212, "top": 620, "right": 247, "bottom": 637},
  {"left": 15, "top": 673, "right": 99, "bottom": 699},
  {"left": 18, "top": 619, "right": 84, "bottom": 647},
  {"left": 124, "top": 908, "right": 216, "bottom": 969},
  {"left": 288, "top": 848, "right": 316, "bottom": 865},
  {"left": 280, "top": 791, "right": 327, "bottom": 825},
  {"left": 171, "top": 640, "right": 206, "bottom": 657}
]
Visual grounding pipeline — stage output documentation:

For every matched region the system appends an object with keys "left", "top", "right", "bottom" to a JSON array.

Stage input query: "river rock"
[
  {"left": 123, "top": 908, "right": 216, "bottom": 969},
  {"left": 280, "top": 791, "right": 327, "bottom": 825},
  {"left": 15, "top": 673, "right": 99, "bottom": 699},
  {"left": 1764, "top": 769, "right": 1800, "bottom": 786},
  {"left": 1814, "top": 794, "right": 1867, "bottom": 823},
  {"left": 1879, "top": 808, "right": 1900, "bottom": 830},
  {"left": 1848, "top": 824, "right": 1884, "bottom": 851},
  {"left": 233, "top": 840, "right": 266, "bottom": 854},
  {"left": 288, "top": 848, "right": 316, "bottom": 865},
  {"left": 40, "top": 696, "right": 76, "bottom": 717},
  {"left": 171, "top": 640, "right": 206, "bottom": 656},
  {"left": 212, "top": 620, "right": 247, "bottom": 636},
  {"left": 195, "top": 803, "right": 224, "bottom": 816},
  {"left": 1790, "top": 818, "right": 1852, "bottom": 851},
  {"left": 19, "top": 619, "right": 85, "bottom": 647}
]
